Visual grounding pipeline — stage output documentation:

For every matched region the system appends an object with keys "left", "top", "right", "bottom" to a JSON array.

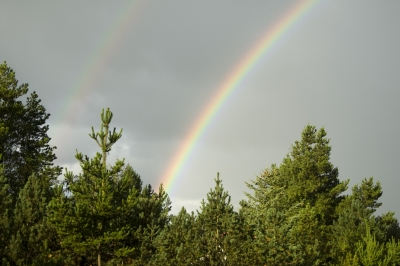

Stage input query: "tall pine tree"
[
  {"left": 49, "top": 108, "right": 134, "bottom": 265},
  {"left": 48, "top": 108, "right": 171, "bottom": 265}
]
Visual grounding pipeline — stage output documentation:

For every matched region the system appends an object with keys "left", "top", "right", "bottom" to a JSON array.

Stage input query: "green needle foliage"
[
  {"left": 339, "top": 225, "right": 400, "bottom": 266},
  {"left": 244, "top": 125, "right": 349, "bottom": 265},
  {"left": 6, "top": 173, "right": 62, "bottom": 266},
  {"left": 48, "top": 108, "right": 171, "bottom": 265},
  {"left": 49, "top": 108, "right": 134, "bottom": 265},
  {"left": 152, "top": 207, "right": 198, "bottom": 265},
  {"left": 3, "top": 61, "right": 400, "bottom": 264},
  {"left": 194, "top": 173, "right": 250, "bottom": 265},
  {"left": 330, "top": 178, "right": 400, "bottom": 264},
  {"left": 0, "top": 154, "right": 13, "bottom": 265},
  {"left": 0, "top": 62, "right": 61, "bottom": 197}
]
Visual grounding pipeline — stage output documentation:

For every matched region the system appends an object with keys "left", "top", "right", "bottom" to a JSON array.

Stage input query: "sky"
[{"left": 1, "top": 0, "right": 400, "bottom": 216}]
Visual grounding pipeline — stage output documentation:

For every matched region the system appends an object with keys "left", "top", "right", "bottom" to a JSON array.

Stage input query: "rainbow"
[
  {"left": 161, "top": 0, "right": 321, "bottom": 193},
  {"left": 54, "top": 0, "right": 147, "bottom": 127}
]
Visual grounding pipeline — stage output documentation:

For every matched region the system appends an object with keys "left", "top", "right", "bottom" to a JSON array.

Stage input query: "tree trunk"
[{"left": 98, "top": 252, "right": 101, "bottom": 266}]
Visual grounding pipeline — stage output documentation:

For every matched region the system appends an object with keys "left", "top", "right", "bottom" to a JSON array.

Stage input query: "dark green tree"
[
  {"left": 330, "top": 178, "right": 400, "bottom": 263},
  {"left": 48, "top": 108, "right": 134, "bottom": 265},
  {"left": 124, "top": 183, "right": 171, "bottom": 265},
  {"left": 244, "top": 125, "right": 349, "bottom": 264},
  {"left": 0, "top": 154, "right": 13, "bottom": 265},
  {"left": 244, "top": 167, "right": 321, "bottom": 265},
  {"left": 193, "top": 173, "right": 251, "bottom": 265},
  {"left": 0, "top": 123, "right": 12, "bottom": 264},
  {"left": 279, "top": 125, "right": 348, "bottom": 223},
  {"left": 6, "top": 173, "right": 62, "bottom": 266},
  {"left": 330, "top": 199, "right": 374, "bottom": 263},
  {"left": 152, "top": 207, "right": 199, "bottom": 265},
  {"left": 0, "top": 61, "right": 61, "bottom": 197},
  {"left": 49, "top": 108, "right": 171, "bottom": 265},
  {"left": 338, "top": 225, "right": 400, "bottom": 266},
  {"left": 348, "top": 177, "right": 400, "bottom": 242}
]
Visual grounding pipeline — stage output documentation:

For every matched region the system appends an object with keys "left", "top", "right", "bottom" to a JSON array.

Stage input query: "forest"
[{"left": 1, "top": 61, "right": 400, "bottom": 265}]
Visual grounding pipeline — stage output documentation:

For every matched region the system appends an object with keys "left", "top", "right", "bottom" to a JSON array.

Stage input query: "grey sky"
[{"left": 1, "top": 0, "right": 400, "bottom": 215}]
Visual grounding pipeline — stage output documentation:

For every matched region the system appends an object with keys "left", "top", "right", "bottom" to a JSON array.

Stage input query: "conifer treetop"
[{"left": 88, "top": 107, "right": 123, "bottom": 167}]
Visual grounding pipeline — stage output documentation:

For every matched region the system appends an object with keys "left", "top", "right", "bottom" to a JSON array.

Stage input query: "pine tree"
[
  {"left": 0, "top": 154, "right": 13, "bottom": 265},
  {"left": 348, "top": 177, "right": 400, "bottom": 242},
  {"left": 194, "top": 173, "right": 250, "bottom": 265},
  {"left": 330, "top": 199, "right": 373, "bottom": 262},
  {"left": 152, "top": 207, "right": 198, "bottom": 265},
  {"left": 126, "top": 183, "right": 172, "bottom": 265},
  {"left": 48, "top": 108, "right": 135, "bottom": 265},
  {"left": 0, "top": 61, "right": 61, "bottom": 197},
  {"left": 244, "top": 167, "right": 321, "bottom": 265},
  {"left": 330, "top": 178, "right": 400, "bottom": 263},
  {"left": 244, "top": 125, "right": 349, "bottom": 264},
  {"left": 0, "top": 123, "right": 12, "bottom": 264},
  {"left": 6, "top": 173, "right": 62, "bottom": 266},
  {"left": 49, "top": 108, "right": 171, "bottom": 265},
  {"left": 339, "top": 225, "right": 400, "bottom": 265},
  {"left": 280, "top": 125, "right": 348, "bottom": 223}
]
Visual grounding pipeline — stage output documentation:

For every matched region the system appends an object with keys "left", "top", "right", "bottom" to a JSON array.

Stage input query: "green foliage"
[
  {"left": 153, "top": 174, "right": 253, "bottom": 265},
  {"left": 244, "top": 125, "right": 349, "bottom": 264},
  {"left": 48, "top": 108, "right": 135, "bottom": 265},
  {"left": 0, "top": 62, "right": 62, "bottom": 265},
  {"left": 339, "top": 225, "right": 400, "bottom": 266},
  {"left": 126, "top": 183, "right": 172, "bottom": 265},
  {"left": 2, "top": 63, "right": 400, "bottom": 265},
  {"left": 48, "top": 108, "right": 171, "bottom": 265},
  {"left": 0, "top": 154, "right": 13, "bottom": 264},
  {"left": 195, "top": 173, "right": 251, "bottom": 265},
  {"left": 351, "top": 177, "right": 383, "bottom": 214},
  {"left": 244, "top": 169, "right": 321, "bottom": 265},
  {"left": 330, "top": 178, "right": 400, "bottom": 264},
  {"left": 6, "top": 173, "right": 62, "bottom": 266},
  {"left": 152, "top": 207, "right": 198, "bottom": 265},
  {"left": 0, "top": 61, "right": 61, "bottom": 197},
  {"left": 280, "top": 125, "right": 348, "bottom": 223}
]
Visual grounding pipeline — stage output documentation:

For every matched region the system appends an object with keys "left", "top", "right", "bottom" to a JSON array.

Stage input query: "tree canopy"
[{"left": 1, "top": 62, "right": 400, "bottom": 265}]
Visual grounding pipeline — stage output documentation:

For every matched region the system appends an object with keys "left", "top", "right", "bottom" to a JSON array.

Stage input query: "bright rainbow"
[{"left": 161, "top": 0, "right": 321, "bottom": 193}]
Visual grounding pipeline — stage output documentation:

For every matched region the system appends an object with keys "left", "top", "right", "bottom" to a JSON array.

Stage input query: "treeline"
[{"left": 1, "top": 61, "right": 400, "bottom": 265}]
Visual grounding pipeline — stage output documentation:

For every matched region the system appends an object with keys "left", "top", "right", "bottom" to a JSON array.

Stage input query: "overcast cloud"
[{"left": 1, "top": 0, "right": 400, "bottom": 215}]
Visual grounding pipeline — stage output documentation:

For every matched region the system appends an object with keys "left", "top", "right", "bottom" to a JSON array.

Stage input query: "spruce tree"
[{"left": 0, "top": 62, "right": 61, "bottom": 197}]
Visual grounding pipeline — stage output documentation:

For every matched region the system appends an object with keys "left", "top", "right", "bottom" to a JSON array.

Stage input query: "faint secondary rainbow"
[
  {"left": 54, "top": 0, "right": 147, "bottom": 127},
  {"left": 161, "top": 0, "right": 321, "bottom": 193}
]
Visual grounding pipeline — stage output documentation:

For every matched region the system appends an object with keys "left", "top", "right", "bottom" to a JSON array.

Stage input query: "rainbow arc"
[{"left": 161, "top": 0, "right": 321, "bottom": 193}]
